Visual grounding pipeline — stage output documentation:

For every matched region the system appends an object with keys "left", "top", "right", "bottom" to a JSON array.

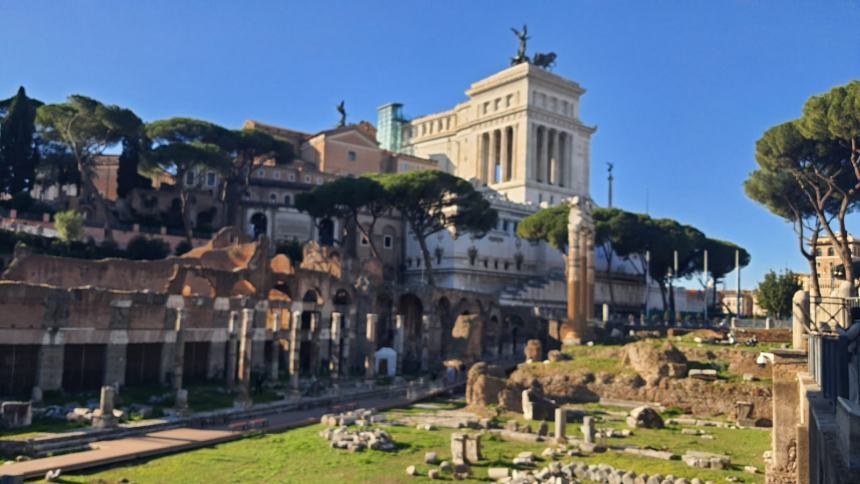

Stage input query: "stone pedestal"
[
  {"left": 235, "top": 309, "right": 254, "bottom": 408},
  {"left": 792, "top": 290, "right": 810, "bottom": 351},
  {"left": 465, "top": 434, "right": 482, "bottom": 463},
  {"left": 555, "top": 407, "right": 567, "bottom": 442},
  {"left": 92, "top": 385, "right": 118, "bottom": 428},
  {"left": 450, "top": 432, "right": 466, "bottom": 465},
  {"left": 769, "top": 349, "right": 808, "bottom": 481},
  {"left": 0, "top": 401, "right": 32, "bottom": 428},
  {"left": 582, "top": 415, "right": 595, "bottom": 444}
]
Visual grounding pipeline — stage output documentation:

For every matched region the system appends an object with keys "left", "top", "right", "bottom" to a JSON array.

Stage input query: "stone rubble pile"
[
  {"left": 681, "top": 451, "right": 731, "bottom": 470},
  {"left": 492, "top": 459, "right": 717, "bottom": 484},
  {"left": 319, "top": 408, "right": 385, "bottom": 427},
  {"left": 65, "top": 407, "right": 125, "bottom": 424},
  {"left": 319, "top": 425, "right": 396, "bottom": 452}
]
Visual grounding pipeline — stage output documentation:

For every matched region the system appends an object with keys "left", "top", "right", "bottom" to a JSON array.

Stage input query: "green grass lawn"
[
  {"left": 0, "top": 418, "right": 87, "bottom": 441},
  {"left": 58, "top": 403, "right": 768, "bottom": 484}
]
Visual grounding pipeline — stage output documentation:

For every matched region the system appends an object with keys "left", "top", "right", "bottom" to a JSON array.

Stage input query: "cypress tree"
[
  {"left": 117, "top": 136, "right": 149, "bottom": 199},
  {"left": 0, "top": 87, "right": 42, "bottom": 195}
]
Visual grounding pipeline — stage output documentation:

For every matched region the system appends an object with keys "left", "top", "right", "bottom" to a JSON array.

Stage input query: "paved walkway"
[{"left": 1, "top": 391, "right": 422, "bottom": 481}]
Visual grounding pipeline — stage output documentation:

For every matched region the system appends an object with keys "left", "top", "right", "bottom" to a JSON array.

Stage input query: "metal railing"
[{"left": 807, "top": 331, "right": 851, "bottom": 405}]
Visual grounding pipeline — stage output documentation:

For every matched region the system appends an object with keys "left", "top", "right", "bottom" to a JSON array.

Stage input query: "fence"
[
  {"left": 805, "top": 295, "right": 860, "bottom": 405},
  {"left": 732, "top": 318, "right": 791, "bottom": 329}
]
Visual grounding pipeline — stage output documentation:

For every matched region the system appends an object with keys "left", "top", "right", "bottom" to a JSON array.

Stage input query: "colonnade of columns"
[
  {"left": 477, "top": 125, "right": 517, "bottom": 185},
  {"left": 531, "top": 124, "right": 575, "bottom": 188}
]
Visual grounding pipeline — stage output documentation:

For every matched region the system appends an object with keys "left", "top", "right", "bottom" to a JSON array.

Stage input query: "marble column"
[
  {"left": 536, "top": 126, "right": 544, "bottom": 183},
  {"left": 557, "top": 133, "right": 566, "bottom": 188},
  {"left": 566, "top": 223, "right": 581, "bottom": 324},
  {"left": 420, "top": 315, "right": 431, "bottom": 372},
  {"left": 173, "top": 308, "right": 189, "bottom": 413},
  {"left": 585, "top": 232, "right": 595, "bottom": 320},
  {"left": 309, "top": 312, "right": 320, "bottom": 376},
  {"left": 330, "top": 312, "right": 342, "bottom": 381},
  {"left": 36, "top": 330, "right": 64, "bottom": 392},
  {"left": 269, "top": 311, "right": 281, "bottom": 382},
  {"left": 365, "top": 313, "right": 378, "bottom": 380},
  {"left": 173, "top": 308, "right": 187, "bottom": 394},
  {"left": 226, "top": 311, "right": 239, "bottom": 389},
  {"left": 500, "top": 127, "right": 510, "bottom": 182},
  {"left": 290, "top": 310, "right": 301, "bottom": 390},
  {"left": 489, "top": 130, "right": 498, "bottom": 183},
  {"left": 235, "top": 308, "right": 254, "bottom": 408},
  {"left": 394, "top": 314, "right": 404, "bottom": 375},
  {"left": 550, "top": 129, "right": 559, "bottom": 186},
  {"left": 543, "top": 127, "right": 552, "bottom": 185}
]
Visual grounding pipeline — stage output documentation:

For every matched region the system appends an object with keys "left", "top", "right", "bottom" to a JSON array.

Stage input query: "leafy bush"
[{"left": 54, "top": 210, "right": 85, "bottom": 242}]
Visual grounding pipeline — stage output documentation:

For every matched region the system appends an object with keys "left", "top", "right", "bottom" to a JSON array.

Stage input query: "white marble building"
[{"left": 402, "top": 62, "right": 596, "bottom": 206}]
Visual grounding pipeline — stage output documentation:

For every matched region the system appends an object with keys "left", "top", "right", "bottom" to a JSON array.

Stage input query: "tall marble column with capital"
[{"left": 562, "top": 196, "right": 595, "bottom": 344}]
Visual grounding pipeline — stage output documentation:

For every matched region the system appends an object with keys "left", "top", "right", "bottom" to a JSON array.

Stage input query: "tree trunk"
[
  {"left": 353, "top": 213, "right": 380, "bottom": 259},
  {"left": 668, "top": 279, "right": 676, "bottom": 324},
  {"left": 223, "top": 179, "right": 244, "bottom": 229},
  {"left": 417, "top": 234, "right": 435, "bottom": 287},
  {"left": 658, "top": 280, "right": 668, "bottom": 317},
  {"left": 180, "top": 189, "right": 193, "bottom": 245}
]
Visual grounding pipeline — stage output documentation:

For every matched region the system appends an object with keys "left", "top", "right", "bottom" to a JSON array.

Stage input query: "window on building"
[
  {"left": 505, "top": 261, "right": 510, "bottom": 271},
  {"left": 815, "top": 248, "right": 822, "bottom": 256},
  {"left": 184, "top": 171, "right": 195, "bottom": 186},
  {"left": 304, "top": 175, "right": 312, "bottom": 183},
  {"left": 483, "top": 259, "right": 488, "bottom": 268},
  {"left": 206, "top": 172, "right": 216, "bottom": 187},
  {"left": 269, "top": 193, "right": 277, "bottom": 202},
  {"left": 828, "top": 248, "right": 835, "bottom": 256},
  {"left": 273, "top": 170, "right": 281, "bottom": 180},
  {"left": 383, "top": 235, "right": 393, "bottom": 249},
  {"left": 494, "top": 260, "right": 498, "bottom": 270},
  {"left": 258, "top": 169, "right": 266, "bottom": 178},
  {"left": 288, "top": 172, "right": 296, "bottom": 182},
  {"left": 284, "top": 194, "right": 291, "bottom": 205},
  {"left": 348, "top": 151, "right": 357, "bottom": 161},
  {"left": 503, "top": 220, "right": 509, "bottom": 232}
]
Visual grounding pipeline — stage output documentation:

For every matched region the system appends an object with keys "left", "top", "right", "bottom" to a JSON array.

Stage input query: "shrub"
[{"left": 54, "top": 210, "right": 85, "bottom": 242}]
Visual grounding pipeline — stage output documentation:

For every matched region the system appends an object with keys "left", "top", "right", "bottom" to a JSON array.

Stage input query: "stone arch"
[
  {"left": 398, "top": 293, "right": 424, "bottom": 373},
  {"left": 333, "top": 288, "right": 350, "bottom": 306},
  {"left": 250, "top": 212, "right": 268, "bottom": 240},
  {"left": 508, "top": 315, "right": 525, "bottom": 356},
  {"left": 484, "top": 315, "right": 500, "bottom": 359},
  {"left": 302, "top": 288, "right": 323, "bottom": 305},
  {"left": 318, "top": 218, "right": 334, "bottom": 246},
  {"left": 374, "top": 293, "right": 394, "bottom": 347},
  {"left": 436, "top": 297, "right": 453, "bottom": 350}
]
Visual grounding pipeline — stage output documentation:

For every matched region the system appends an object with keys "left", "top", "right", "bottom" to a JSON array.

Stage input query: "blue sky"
[{"left": 1, "top": 0, "right": 858, "bottom": 288}]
